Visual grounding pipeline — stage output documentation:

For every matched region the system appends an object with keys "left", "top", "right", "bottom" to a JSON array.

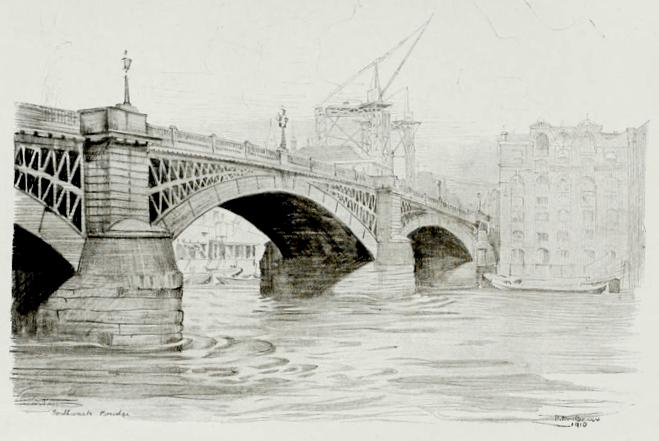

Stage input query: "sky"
[{"left": 1, "top": 0, "right": 657, "bottom": 184}]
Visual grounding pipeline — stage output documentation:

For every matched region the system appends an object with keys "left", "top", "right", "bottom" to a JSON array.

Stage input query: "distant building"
[
  {"left": 497, "top": 120, "right": 647, "bottom": 288},
  {"left": 174, "top": 209, "right": 268, "bottom": 275}
]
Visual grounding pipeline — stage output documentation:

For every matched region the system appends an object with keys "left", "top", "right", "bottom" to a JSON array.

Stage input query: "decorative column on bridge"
[{"left": 36, "top": 54, "right": 183, "bottom": 349}]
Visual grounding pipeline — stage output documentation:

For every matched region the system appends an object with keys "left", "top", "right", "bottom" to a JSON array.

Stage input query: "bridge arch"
[
  {"left": 401, "top": 212, "right": 477, "bottom": 258},
  {"left": 402, "top": 213, "right": 483, "bottom": 285},
  {"left": 12, "top": 224, "right": 76, "bottom": 332},
  {"left": 154, "top": 174, "right": 379, "bottom": 262},
  {"left": 13, "top": 190, "right": 85, "bottom": 268}
]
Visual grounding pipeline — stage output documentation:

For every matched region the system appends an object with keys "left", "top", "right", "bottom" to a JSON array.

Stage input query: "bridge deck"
[{"left": 14, "top": 102, "right": 488, "bottom": 226}]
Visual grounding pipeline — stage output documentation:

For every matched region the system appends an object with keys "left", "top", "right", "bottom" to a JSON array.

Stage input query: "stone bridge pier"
[
  {"left": 34, "top": 105, "right": 184, "bottom": 349},
  {"left": 374, "top": 186, "right": 414, "bottom": 268}
]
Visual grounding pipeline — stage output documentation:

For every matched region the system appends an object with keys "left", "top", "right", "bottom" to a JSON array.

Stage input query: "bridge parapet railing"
[
  {"left": 147, "top": 125, "right": 172, "bottom": 145},
  {"left": 177, "top": 129, "right": 213, "bottom": 146},
  {"left": 287, "top": 153, "right": 310, "bottom": 167},
  {"left": 399, "top": 187, "right": 491, "bottom": 224},
  {"left": 148, "top": 124, "right": 244, "bottom": 154},
  {"left": 216, "top": 138, "right": 244, "bottom": 153},
  {"left": 147, "top": 123, "right": 376, "bottom": 187},
  {"left": 310, "top": 160, "right": 334, "bottom": 176},
  {"left": 245, "top": 142, "right": 280, "bottom": 161},
  {"left": 15, "top": 102, "right": 81, "bottom": 136}
]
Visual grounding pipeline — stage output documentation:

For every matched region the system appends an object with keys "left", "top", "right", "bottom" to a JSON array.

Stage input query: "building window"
[
  {"left": 607, "top": 209, "right": 619, "bottom": 227},
  {"left": 577, "top": 132, "right": 597, "bottom": 154},
  {"left": 512, "top": 196, "right": 524, "bottom": 208},
  {"left": 536, "top": 174, "right": 550, "bottom": 192},
  {"left": 581, "top": 177, "right": 596, "bottom": 206},
  {"left": 535, "top": 212, "right": 549, "bottom": 221},
  {"left": 559, "top": 249, "right": 569, "bottom": 260},
  {"left": 510, "top": 173, "right": 524, "bottom": 195},
  {"left": 583, "top": 209, "right": 594, "bottom": 224},
  {"left": 558, "top": 209, "right": 570, "bottom": 223},
  {"left": 584, "top": 249, "right": 596, "bottom": 264},
  {"left": 509, "top": 150, "right": 524, "bottom": 164},
  {"left": 557, "top": 230, "right": 569, "bottom": 242},
  {"left": 511, "top": 248, "right": 525, "bottom": 265},
  {"left": 512, "top": 230, "right": 524, "bottom": 241},
  {"left": 536, "top": 196, "right": 548, "bottom": 206},
  {"left": 536, "top": 248, "right": 550, "bottom": 264},
  {"left": 535, "top": 159, "right": 549, "bottom": 170},
  {"left": 536, "top": 232, "right": 549, "bottom": 242},
  {"left": 535, "top": 133, "right": 549, "bottom": 156},
  {"left": 557, "top": 132, "right": 570, "bottom": 158},
  {"left": 605, "top": 150, "right": 617, "bottom": 161},
  {"left": 605, "top": 176, "right": 620, "bottom": 193},
  {"left": 512, "top": 211, "right": 524, "bottom": 223},
  {"left": 584, "top": 229, "right": 594, "bottom": 240},
  {"left": 606, "top": 192, "right": 618, "bottom": 205},
  {"left": 557, "top": 177, "right": 570, "bottom": 193}
]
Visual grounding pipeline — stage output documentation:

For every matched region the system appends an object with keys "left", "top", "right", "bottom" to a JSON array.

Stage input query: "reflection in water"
[
  {"left": 12, "top": 263, "right": 638, "bottom": 424},
  {"left": 259, "top": 241, "right": 378, "bottom": 298}
]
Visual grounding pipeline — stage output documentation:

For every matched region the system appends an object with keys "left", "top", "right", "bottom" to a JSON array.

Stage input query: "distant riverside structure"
[
  {"left": 497, "top": 120, "right": 647, "bottom": 289},
  {"left": 175, "top": 209, "right": 267, "bottom": 276}
]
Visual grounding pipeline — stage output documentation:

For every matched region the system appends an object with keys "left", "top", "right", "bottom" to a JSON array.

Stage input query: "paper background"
[{"left": 1, "top": 0, "right": 657, "bottom": 439}]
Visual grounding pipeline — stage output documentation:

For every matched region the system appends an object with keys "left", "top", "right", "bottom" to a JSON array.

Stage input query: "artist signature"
[
  {"left": 51, "top": 409, "right": 130, "bottom": 417},
  {"left": 16, "top": 393, "right": 130, "bottom": 417},
  {"left": 553, "top": 414, "right": 600, "bottom": 428}
]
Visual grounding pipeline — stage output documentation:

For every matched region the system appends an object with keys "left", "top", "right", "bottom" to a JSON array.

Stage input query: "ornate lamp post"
[
  {"left": 277, "top": 106, "right": 289, "bottom": 150},
  {"left": 121, "top": 50, "right": 133, "bottom": 106}
]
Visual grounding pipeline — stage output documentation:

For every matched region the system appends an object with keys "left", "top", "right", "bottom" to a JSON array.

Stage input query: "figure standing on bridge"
[{"left": 277, "top": 106, "right": 289, "bottom": 151}]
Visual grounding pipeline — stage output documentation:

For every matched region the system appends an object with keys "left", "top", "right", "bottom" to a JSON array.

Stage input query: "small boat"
[
  {"left": 483, "top": 273, "right": 608, "bottom": 294},
  {"left": 215, "top": 272, "right": 260, "bottom": 285},
  {"left": 183, "top": 273, "right": 213, "bottom": 285}
]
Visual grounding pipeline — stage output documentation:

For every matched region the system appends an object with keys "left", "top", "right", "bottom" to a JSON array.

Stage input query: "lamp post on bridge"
[
  {"left": 118, "top": 50, "right": 137, "bottom": 111},
  {"left": 122, "top": 50, "right": 132, "bottom": 104},
  {"left": 277, "top": 106, "right": 289, "bottom": 151}
]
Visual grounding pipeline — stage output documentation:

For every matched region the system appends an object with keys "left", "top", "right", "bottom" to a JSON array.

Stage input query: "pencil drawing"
[{"left": 8, "top": 0, "right": 649, "bottom": 428}]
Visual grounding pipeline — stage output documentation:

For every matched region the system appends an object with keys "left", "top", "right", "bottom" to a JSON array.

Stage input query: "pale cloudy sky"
[{"left": 2, "top": 0, "right": 656, "bottom": 183}]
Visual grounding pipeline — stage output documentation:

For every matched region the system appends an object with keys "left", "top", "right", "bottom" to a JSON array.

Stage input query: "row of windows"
[
  {"left": 534, "top": 132, "right": 619, "bottom": 160},
  {"left": 510, "top": 248, "right": 617, "bottom": 265},
  {"left": 511, "top": 229, "right": 598, "bottom": 243},
  {"left": 510, "top": 209, "right": 620, "bottom": 225},
  {"left": 503, "top": 148, "right": 618, "bottom": 165},
  {"left": 512, "top": 193, "right": 620, "bottom": 209},
  {"left": 510, "top": 174, "right": 620, "bottom": 193}
]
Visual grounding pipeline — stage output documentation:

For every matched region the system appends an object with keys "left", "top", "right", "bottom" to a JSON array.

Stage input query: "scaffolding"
[{"left": 313, "top": 16, "right": 432, "bottom": 179}]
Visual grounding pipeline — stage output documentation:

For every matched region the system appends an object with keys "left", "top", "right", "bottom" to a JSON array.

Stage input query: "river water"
[{"left": 11, "top": 263, "right": 639, "bottom": 425}]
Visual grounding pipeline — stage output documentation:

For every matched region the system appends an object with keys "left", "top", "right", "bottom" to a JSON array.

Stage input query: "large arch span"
[{"left": 154, "top": 174, "right": 379, "bottom": 263}]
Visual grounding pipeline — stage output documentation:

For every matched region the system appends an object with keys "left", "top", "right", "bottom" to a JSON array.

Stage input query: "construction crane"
[{"left": 313, "top": 15, "right": 432, "bottom": 181}]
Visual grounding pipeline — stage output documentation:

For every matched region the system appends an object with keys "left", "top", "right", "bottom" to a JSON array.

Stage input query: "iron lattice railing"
[
  {"left": 311, "top": 182, "right": 378, "bottom": 236},
  {"left": 147, "top": 156, "right": 255, "bottom": 223},
  {"left": 14, "top": 139, "right": 84, "bottom": 233}
]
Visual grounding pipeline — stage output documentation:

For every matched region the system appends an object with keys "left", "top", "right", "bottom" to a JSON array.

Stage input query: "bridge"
[{"left": 12, "top": 101, "right": 495, "bottom": 349}]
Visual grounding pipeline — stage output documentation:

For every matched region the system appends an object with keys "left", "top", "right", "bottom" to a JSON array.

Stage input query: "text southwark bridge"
[{"left": 12, "top": 101, "right": 495, "bottom": 349}]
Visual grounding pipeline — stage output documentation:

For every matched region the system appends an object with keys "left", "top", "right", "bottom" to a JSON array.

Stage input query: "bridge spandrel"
[
  {"left": 147, "top": 155, "right": 260, "bottom": 224},
  {"left": 14, "top": 132, "right": 85, "bottom": 234}
]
